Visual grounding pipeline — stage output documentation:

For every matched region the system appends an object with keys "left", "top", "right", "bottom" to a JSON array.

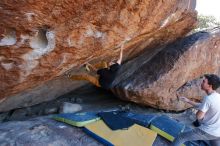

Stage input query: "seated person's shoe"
[{"left": 192, "top": 119, "right": 201, "bottom": 127}]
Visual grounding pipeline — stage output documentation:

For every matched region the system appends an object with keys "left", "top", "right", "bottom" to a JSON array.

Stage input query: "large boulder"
[
  {"left": 0, "top": 75, "right": 85, "bottom": 112},
  {"left": 0, "top": 0, "right": 197, "bottom": 111},
  {"left": 112, "top": 28, "right": 220, "bottom": 111}
]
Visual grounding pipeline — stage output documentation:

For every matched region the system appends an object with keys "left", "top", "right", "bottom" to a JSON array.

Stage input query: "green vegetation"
[{"left": 195, "top": 15, "right": 220, "bottom": 31}]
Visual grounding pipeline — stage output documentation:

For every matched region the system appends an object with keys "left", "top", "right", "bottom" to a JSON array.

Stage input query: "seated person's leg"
[
  {"left": 210, "top": 137, "right": 220, "bottom": 146},
  {"left": 172, "top": 128, "right": 213, "bottom": 146}
]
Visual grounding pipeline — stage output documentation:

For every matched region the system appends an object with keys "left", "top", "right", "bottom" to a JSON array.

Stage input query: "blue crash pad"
[
  {"left": 150, "top": 115, "right": 185, "bottom": 141},
  {"left": 53, "top": 112, "right": 100, "bottom": 127},
  {"left": 122, "top": 112, "right": 157, "bottom": 127}
]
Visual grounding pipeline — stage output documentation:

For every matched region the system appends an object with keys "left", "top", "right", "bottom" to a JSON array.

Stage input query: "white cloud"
[{"left": 196, "top": 0, "right": 220, "bottom": 21}]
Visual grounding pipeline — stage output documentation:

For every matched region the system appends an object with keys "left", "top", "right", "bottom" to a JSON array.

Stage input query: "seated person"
[{"left": 173, "top": 74, "right": 220, "bottom": 146}]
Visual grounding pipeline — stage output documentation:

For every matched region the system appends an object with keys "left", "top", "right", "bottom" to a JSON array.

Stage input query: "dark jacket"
[{"left": 97, "top": 63, "right": 121, "bottom": 89}]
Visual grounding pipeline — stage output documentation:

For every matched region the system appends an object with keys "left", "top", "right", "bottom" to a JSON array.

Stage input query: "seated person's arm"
[
  {"left": 196, "top": 97, "right": 210, "bottom": 122},
  {"left": 178, "top": 96, "right": 201, "bottom": 107},
  {"left": 196, "top": 110, "right": 205, "bottom": 121},
  {"left": 192, "top": 110, "right": 206, "bottom": 127},
  {"left": 179, "top": 96, "right": 205, "bottom": 127}
]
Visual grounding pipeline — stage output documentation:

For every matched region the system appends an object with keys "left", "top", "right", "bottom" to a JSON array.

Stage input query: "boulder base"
[{"left": 112, "top": 28, "right": 220, "bottom": 111}]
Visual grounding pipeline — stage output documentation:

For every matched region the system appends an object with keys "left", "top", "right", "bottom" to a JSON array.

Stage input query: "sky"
[{"left": 196, "top": 0, "right": 220, "bottom": 21}]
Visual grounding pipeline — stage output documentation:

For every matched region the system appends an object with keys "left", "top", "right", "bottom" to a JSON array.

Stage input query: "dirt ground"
[{"left": 0, "top": 85, "right": 198, "bottom": 146}]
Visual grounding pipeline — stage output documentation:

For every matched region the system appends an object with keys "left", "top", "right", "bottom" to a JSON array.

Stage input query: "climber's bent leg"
[
  {"left": 93, "top": 61, "right": 108, "bottom": 69},
  {"left": 69, "top": 74, "right": 100, "bottom": 87},
  {"left": 85, "top": 61, "right": 108, "bottom": 72}
]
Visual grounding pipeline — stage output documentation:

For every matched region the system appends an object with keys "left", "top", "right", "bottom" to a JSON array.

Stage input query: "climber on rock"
[{"left": 69, "top": 43, "right": 124, "bottom": 90}]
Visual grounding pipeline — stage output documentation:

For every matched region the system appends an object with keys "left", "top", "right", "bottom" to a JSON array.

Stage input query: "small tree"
[{"left": 195, "top": 15, "right": 220, "bottom": 31}]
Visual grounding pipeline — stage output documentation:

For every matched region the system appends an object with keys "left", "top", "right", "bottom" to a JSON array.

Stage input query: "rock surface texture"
[
  {"left": 0, "top": 84, "right": 197, "bottom": 146},
  {"left": 112, "top": 28, "right": 220, "bottom": 111},
  {"left": 0, "top": 117, "right": 103, "bottom": 146},
  {"left": 0, "top": 114, "right": 177, "bottom": 146},
  {"left": 0, "top": 0, "right": 197, "bottom": 111}
]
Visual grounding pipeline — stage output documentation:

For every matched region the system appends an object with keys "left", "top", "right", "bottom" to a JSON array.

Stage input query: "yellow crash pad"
[{"left": 85, "top": 120, "right": 157, "bottom": 146}]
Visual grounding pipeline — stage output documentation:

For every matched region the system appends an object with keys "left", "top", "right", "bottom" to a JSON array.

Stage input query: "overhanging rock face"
[
  {"left": 112, "top": 28, "right": 220, "bottom": 111},
  {"left": 0, "top": 0, "right": 196, "bottom": 112}
]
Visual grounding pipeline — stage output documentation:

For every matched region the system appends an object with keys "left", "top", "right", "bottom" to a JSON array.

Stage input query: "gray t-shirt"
[{"left": 198, "top": 92, "right": 220, "bottom": 137}]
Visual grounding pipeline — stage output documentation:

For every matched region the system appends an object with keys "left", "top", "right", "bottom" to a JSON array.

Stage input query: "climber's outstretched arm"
[{"left": 116, "top": 43, "right": 124, "bottom": 65}]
